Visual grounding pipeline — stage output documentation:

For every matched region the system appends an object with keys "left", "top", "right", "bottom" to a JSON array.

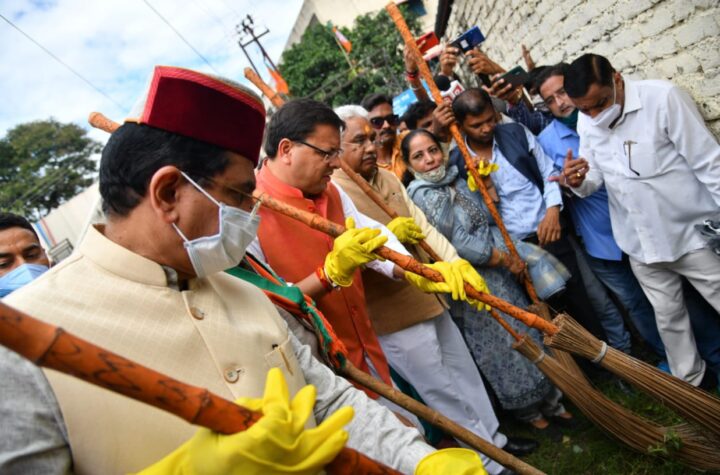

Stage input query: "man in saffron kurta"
[{"left": 247, "top": 99, "right": 468, "bottom": 404}]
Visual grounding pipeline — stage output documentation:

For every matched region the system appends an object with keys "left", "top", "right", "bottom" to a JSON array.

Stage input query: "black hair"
[
  {"left": 361, "top": 93, "right": 393, "bottom": 112},
  {"left": 451, "top": 88, "right": 493, "bottom": 124},
  {"left": 534, "top": 63, "right": 569, "bottom": 98},
  {"left": 264, "top": 99, "right": 344, "bottom": 158},
  {"left": 400, "top": 129, "right": 443, "bottom": 164},
  {"left": 0, "top": 212, "right": 37, "bottom": 239},
  {"left": 401, "top": 100, "right": 438, "bottom": 130},
  {"left": 99, "top": 123, "right": 230, "bottom": 217},
  {"left": 564, "top": 54, "right": 615, "bottom": 98}
]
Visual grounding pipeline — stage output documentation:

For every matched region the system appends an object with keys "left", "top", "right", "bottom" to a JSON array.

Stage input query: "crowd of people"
[{"left": 0, "top": 30, "right": 718, "bottom": 475}]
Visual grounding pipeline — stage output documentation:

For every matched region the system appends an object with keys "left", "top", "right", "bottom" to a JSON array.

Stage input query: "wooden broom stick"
[
  {"left": 244, "top": 67, "right": 285, "bottom": 108},
  {"left": 385, "top": 3, "right": 540, "bottom": 304},
  {"left": 0, "top": 301, "right": 399, "bottom": 475},
  {"left": 337, "top": 160, "right": 522, "bottom": 340},
  {"left": 230, "top": 69, "right": 525, "bottom": 341},
  {"left": 86, "top": 111, "right": 556, "bottom": 336},
  {"left": 253, "top": 189, "right": 557, "bottom": 335}
]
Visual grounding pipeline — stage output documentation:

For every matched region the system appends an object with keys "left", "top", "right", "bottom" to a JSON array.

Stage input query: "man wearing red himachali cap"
[{"left": 1, "top": 66, "right": 488, "bottom": 474}]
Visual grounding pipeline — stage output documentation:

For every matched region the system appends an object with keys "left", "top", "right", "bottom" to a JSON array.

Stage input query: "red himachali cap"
[{"left": 125, "top": 66, "right": 266, "bottom": 165}]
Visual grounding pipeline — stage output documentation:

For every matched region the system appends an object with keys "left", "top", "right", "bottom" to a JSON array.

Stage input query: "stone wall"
[{"left": 444, "top": 0, "right": 720, "bottom": 136}]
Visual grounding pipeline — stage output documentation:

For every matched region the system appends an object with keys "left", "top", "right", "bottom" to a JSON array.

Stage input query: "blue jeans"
[
  {"left": 570, "top": 238, "right": 631, "bottom": 352},
  {"left": 584, "top": 254, "right": 665, "bottom": 356}
]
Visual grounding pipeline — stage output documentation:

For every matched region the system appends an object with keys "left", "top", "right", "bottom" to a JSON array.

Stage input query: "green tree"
[
  {"left": 280, "top": 7, "right": 421, "bottom": 106},
  {"left": 0, "top": 119, "right": 100, "bottom": 219}
]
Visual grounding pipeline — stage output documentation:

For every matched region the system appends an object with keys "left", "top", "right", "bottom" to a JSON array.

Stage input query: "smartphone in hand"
[
  {"left": 497, "top": 66, "right": 530, "bottom": 88},
  {"left": 450, "top": 26, "right": 485, "bottom": 53}
]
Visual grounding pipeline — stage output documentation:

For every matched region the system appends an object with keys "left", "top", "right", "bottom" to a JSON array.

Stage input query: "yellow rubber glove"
[
  {"left": 467, "top": 162, "right": 500, "bottom": 192},
  {"left": 324, "top": 217, "right": 388, "bottom": 287},
  {"left": 387, "top": 216, "right": 426, "bottom": 245},
  {"left": 135, "top": 368, "right": 354, "bottom": 475},
  {"left": 452, "top": 259, "right": 492, "bottom": 311},
  {"left": 415, "top": 448, "right": 488, "bottom": 475},
  {"left": 405, "top": 260, "right": 466, "bottom": 301}
]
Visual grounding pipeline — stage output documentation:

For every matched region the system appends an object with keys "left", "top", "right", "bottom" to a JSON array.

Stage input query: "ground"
[{"left": 499, "top": 378, "right": 719, "bottom": 475}]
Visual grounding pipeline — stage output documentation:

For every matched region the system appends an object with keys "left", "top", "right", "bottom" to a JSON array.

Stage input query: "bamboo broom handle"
[
  {"left": 338, "top": 159, "right": 444, "bottom": 262},
  {"left": 337, "top": 160, "right": 522, "bottom": 340},
  {"left": 0, "top": 302, "right": 399, "bottom": 475},
  {"left": 243, "top": 67, "right": 285, "bottom": 108},
  {"left": 85, "top": 111, "right": 553, "bottom": 335},
  {"left": 385, "top": 3, "right": 540, "bottom": 304},
  {"left": 253, "top": 189, "right": 558, "bottom": 335},
  {"left": 234, "top": 68, "right": 529, "bottom": 341},
  {"left": 342, "top": 361, "right": 546, "bottom": 475}
]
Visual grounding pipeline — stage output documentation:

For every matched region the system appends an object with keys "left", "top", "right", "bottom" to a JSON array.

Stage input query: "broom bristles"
[
  {"left": 514, "top": 336, "right": 720, "bottom": 471},
  {"left": 545, "top": 313, "right": 720, "bottom": 437}
]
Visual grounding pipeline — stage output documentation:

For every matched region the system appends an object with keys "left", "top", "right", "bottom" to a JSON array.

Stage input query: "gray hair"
[{"left": 334, "top": 105, "right": 369, "bottom": 123}]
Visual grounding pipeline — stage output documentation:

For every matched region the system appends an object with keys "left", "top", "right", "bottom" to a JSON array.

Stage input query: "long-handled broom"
[
  {"left": 88, "top": 111, "right": 545, "bottom": 475},
  {"left": 385, "top": 0, "right": 720, "bottom": 438},
  {"left": 0, "top": 301, "right": 400, "bottom": 475},
  {"left": 332, "top": 158, "right": 720, "bottom": 470}
]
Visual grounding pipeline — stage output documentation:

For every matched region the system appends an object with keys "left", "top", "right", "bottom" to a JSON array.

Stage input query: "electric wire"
[
  {"left": 141, "top": 0, "right": 221, "bottom": 75},
  {"left": 0, "top": 12, "right": 125, "bottom": 110}
]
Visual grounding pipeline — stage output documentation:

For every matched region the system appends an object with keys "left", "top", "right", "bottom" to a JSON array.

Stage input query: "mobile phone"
[
  {"left": 417, "top": 31, "right": 440, "bottom": 54},
  {"left": 450, "top": 26, "right": 485, "bottom": 53},
  {"left": 497, "top": 66, "right": 530, "bottom": 88}
]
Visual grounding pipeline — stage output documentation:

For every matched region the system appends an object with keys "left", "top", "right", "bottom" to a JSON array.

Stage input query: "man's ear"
[
  {"left": 148, "top": 166, "right": 186, "bottom": 223},
  {"left": 276, "top": 138, "right": 294, "bottom": 166}
]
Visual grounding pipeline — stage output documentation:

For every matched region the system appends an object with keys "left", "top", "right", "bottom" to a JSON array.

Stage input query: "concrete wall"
[{"left": 444, "top": 0, "right": 720, "bottom": 136}]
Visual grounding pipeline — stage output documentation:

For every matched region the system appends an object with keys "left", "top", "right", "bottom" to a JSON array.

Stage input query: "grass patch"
[{"left": 497, "top": 379, "right": 718, "bottom": 475}]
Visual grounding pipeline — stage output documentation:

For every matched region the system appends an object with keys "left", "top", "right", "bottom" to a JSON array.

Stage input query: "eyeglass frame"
[{"left": 294, "top": 139, "right": 343, "bottom": 161}]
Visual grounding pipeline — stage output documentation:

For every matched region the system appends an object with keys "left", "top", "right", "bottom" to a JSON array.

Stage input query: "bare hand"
[
  {"left": 521, "top": 44, "right": 536, "bottom": 71},
  {"left": 548, "top": 149, "right": 590, "bottom": 188},
  {"left": 537, "top": 206, "right": 561, "bottom": 246},
  {"left": 483, "top": 74, "right": 522, "bottom": 105},
  {"left": 431, "top": 102, "right": 454, "bottom": 140},
  {"left": 403, "top": 44, "right": 418, "bottom": 73},
  {"left": 439, "top": 45, "right": 460, "bottom": 76},
  {"left": 505, "top": 253, "right": 527, "bottom": 278},
  {"left": 465, "top": 49, "right": 503, "bottom": 76}
]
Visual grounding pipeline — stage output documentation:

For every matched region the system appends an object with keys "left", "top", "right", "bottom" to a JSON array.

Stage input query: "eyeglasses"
[
  {"left": 295, "top": 140, "right": 343, "bottom": 161},
  {"left": 369, "top": 114, "right": 400, "bottom": 129}
]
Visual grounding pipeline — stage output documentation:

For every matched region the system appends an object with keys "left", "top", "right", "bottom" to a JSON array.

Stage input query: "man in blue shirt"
[
  {"left": 449, "top": 88, "right": 607, "bottom": 342},
  {"left": 537, "top": 64, "right": 720, "bottom": 378}
]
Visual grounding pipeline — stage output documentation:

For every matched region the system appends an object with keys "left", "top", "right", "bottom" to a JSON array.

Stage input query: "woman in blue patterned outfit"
[{"left": 403, "top": 129, "right": 574, "bottom": 432}]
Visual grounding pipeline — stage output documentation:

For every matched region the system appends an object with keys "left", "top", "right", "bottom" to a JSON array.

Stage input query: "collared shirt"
[
  {"left": 538, "top": 119, "right": 623, "bottom": 261},
  {"left": 247, "top": 169, "right": 410, "bottom": 278},
  {"left": 573, "top": 79, "right": 720, "bottom": 264},
  {"left": 464, "top": 128, "right": 563, "bottom": 240}
]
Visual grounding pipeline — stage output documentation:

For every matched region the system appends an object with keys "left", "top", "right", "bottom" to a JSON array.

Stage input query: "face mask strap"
[
  {"left": 172, "top": 222, "right": 191, "bottom": 243},
  {"left": 180, "top": 171, "right": 222, "bottom": 207}
]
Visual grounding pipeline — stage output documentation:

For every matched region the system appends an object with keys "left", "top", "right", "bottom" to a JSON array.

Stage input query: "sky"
[{"left": 0, "top": 0, "right": 303, "bottom": 143}]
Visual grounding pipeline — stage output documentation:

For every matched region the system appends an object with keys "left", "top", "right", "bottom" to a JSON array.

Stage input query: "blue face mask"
[{"left": 0, "top": 263, "right": 49, "bottom": 298}]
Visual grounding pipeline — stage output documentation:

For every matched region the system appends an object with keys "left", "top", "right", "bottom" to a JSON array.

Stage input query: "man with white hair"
[{"left": 332, "top": 104, "right": 540, "bottom": 474}]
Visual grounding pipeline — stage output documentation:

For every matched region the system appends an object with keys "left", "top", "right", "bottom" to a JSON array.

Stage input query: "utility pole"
[{"left": 237, "top": 14, "right": 278, "bottom": 78}]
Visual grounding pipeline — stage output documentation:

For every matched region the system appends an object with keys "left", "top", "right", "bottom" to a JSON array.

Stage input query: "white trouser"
[
  {"left": 365, "top": 355, "right": 425, "bottom": 435},
  {"left": 378, "top": 310, "right": 507, "bottom": 475},
  {"left": 630, "top": 248, "right": 720, "bottom": 385}
]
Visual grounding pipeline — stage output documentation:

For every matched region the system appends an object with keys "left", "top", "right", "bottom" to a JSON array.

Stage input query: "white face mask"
[
  {"left": 589, "top": 81, "right": 621, "bottom": 129},
  {"left": 411, "top": 164, "right": 447, "bottom": 183},
  {"left": 172, "top": 172, "right": 260, "bottom": 279}
]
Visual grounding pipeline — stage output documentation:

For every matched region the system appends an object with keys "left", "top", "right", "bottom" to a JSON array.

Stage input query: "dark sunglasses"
[{"left": 369, "top": 114, "right": 400, "bottom": 129}]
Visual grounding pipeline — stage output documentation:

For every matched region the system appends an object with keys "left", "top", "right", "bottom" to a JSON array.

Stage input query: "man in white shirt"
[{"left": 557, "top": 53, "right": 720, "bottom": 389}]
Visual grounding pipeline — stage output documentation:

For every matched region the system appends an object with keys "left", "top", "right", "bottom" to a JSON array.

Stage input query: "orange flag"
[{"left": 332, "top": 25, "right": 352, "bottom": 53}]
